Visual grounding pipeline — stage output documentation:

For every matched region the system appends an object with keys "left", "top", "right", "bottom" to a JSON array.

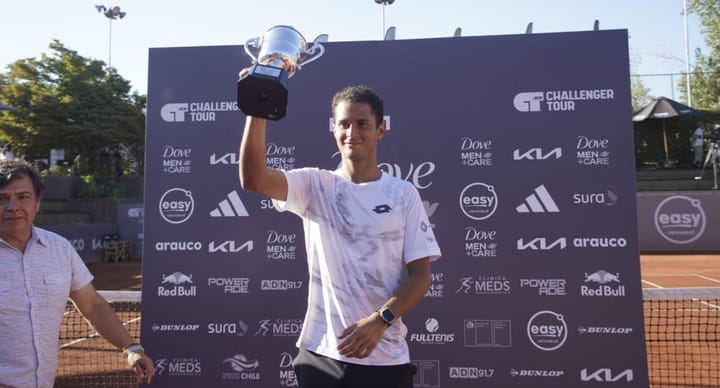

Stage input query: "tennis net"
[
  {"left": 56, "top": 289, "right": 720, "bottom": 387},
  {"left": 643, "top": 287, "right": 720, "bottom": 388},
  {"left": 56, "top": 291, "right": 141, "bottom": 388}
]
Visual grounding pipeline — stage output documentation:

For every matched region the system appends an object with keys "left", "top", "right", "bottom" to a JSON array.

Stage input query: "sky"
[{"left": 0, "top": 0, "right": 709, "bottom": 102}]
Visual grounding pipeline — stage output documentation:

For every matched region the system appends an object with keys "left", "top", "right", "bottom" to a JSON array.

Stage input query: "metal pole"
[
  {"left": 108, "top": 18, "right": 113, "bottom": 67},
  {"left": 684, "top": 0, "right": 692, "bottom": 106}
]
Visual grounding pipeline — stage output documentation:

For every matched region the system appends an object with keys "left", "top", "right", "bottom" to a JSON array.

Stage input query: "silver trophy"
[{"left": 237, "top": 25, "right": 325, "bottom": 120}]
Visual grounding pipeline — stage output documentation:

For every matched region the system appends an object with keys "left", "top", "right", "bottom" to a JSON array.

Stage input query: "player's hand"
[
  {"left": 127, "top": 351, "right": 155, "bottom": 384},
  {"left": 337, "top": 313, "right": 388, "bottom": 359}
]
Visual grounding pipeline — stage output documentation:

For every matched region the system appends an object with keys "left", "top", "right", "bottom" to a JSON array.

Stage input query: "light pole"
[
  {"left": 374, "top": 0, "right": 395, "bottom": 39},
  {"left": 95, "top": 5, "right": 126, "bottom": 68},
  {"left": 683, "top": 0, "right": 692, "bottom": 106}
]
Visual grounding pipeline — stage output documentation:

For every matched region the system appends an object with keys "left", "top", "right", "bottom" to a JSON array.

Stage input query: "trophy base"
[{"left": 237, "top": 64, "right": 289, "bottom": 121}]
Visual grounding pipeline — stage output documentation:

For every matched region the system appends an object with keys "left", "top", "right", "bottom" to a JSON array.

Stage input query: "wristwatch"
[
  {"left": 376, "top": 307, "right": 396, "bottom": 326},
  {"left": 123, "top": 343, "right": 145, "bottom": 357}
]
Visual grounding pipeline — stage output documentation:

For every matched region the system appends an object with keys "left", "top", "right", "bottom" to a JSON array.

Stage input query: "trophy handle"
[
  {"left": 297, "top": 42, "right": 325, "bottom": 69},
  {"left": 244, "top": 37, "right": 260, "bottom": 63}
]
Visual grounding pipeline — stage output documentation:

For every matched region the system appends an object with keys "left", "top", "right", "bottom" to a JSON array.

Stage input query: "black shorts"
[{"left": 292, "top": 348, "right": 417, "bottom": 388}]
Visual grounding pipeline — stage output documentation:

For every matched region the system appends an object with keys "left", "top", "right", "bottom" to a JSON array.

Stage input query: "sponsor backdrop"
[{"left": 141, "top": 30, "right": 649, "bottom": 386}]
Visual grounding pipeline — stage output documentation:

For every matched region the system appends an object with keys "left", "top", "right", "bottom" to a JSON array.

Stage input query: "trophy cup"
[{"left": 237, "top": 26, "right": 325, "bottom": 120}]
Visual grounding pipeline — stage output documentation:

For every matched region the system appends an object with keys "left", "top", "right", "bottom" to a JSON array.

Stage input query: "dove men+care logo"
[{"left": 459, "top": 136, "right": 493, "bottom": 167}]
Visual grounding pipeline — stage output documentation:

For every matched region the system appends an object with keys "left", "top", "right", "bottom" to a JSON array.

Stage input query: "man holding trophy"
[{"left": 237, "top": 26, "right": 441, "bottom": 388}]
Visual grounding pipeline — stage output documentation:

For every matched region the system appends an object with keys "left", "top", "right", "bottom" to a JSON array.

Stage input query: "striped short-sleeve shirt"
[{"left": 0, "top": 226, "right": 93, "bottom": 388}]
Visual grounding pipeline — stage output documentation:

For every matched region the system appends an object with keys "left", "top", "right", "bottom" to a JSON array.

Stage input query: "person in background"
[
  {"left": 692, "top": 123, "right": 706, "bottom": 167},
  {"left": 239, "top": 81, "right": 441, "bottom": 388},
  {"left": 0, "top": 159, "right": 154, "bottom": 387}
]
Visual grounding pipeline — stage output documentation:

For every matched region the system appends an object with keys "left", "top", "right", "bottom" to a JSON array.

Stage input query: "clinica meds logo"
[
  {"left": 654, "top": 195, "right": 706, "bottom": 244},
  {"left": 159, "top": 188, "right": 194, "bottom": 224},
  {"left": 516, "top": 185, "right": 559, "bottom": 213},
  {"left": 459, "top": 183, "right": 497, "bottom": 220}
]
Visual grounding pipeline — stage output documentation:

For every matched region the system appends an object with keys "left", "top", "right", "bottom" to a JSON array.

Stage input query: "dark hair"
[
  {"left": 0, "top": 160, "right": 45, "bottom": 198},
  {"left": 331, "top": 85, "right": 384, "bottom": 127}
]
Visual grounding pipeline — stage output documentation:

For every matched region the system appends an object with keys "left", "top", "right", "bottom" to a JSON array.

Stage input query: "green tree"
[
  {"left": 683, "top": 0, "right": 720, "bottom": 109},
  {"left": 0, "top": 40, "right": 145, "bottom": 177}
]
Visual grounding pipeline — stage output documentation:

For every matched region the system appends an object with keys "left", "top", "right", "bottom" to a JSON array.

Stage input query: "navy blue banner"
[{"left": 141, "top": 30, "right": 648, "bottom": 387}]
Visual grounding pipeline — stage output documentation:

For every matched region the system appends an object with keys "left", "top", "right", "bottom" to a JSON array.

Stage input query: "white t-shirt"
[
  {"left": 273, "top": 168, "right": 441, "bottom": 366},
  {"left": 693, "top": 127, "right": 705, "bottom": 147}
]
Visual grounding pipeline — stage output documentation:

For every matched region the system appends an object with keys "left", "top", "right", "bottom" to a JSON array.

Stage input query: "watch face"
[{"left": 381, "top": 308, "right": 395, "bottom": 323}]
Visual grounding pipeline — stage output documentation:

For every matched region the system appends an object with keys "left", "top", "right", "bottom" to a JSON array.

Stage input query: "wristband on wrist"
[{"left": 123, "top": 343, "right": 145, "bottom": 357}]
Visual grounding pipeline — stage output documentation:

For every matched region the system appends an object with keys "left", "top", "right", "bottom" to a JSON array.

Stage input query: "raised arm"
[{"left": 238, "top": 115, "right": 288, "bottom": 201}]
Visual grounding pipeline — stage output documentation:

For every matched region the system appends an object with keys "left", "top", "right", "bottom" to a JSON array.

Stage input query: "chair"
[{"left": 103, "top": 240, "right": 130, "bottom": 263}]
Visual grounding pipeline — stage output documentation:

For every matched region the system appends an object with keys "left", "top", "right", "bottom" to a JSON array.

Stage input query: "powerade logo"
[
  {"left": 513, "top": 89, "right": 615, "bottom": 112},
  {"left": 158, "top": 188, "right": 194, "bottom": 224},
  {"left": 654, "top": 195, "right": 707, "bottom": 244},
  {"left": 527, "top": 310, "right": 567, "bottom": 351},
  {"left": 161, "top": 101, "right": 239, "bottom": 122},
  {"left": 459, "top": 183, "right": 497, "bottom": 220}
]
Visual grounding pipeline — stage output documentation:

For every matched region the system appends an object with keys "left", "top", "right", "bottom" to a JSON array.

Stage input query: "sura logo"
[
  {"left": 654, "top": 195, "right": 706, "bottom": 244},
  {"left": 513, "top": 147, "right": 562, "bottom": 161},
  {"left": 516, "top": 237, "right": 566, "bottom": 251},
  {"left": 378, "top": 161, "right": 435, "bottom": 190},
  {"left": 582, "top": 270, "right": 625, "bottom": 297},
  {"left": 527, "top": 310, "right": 567, "bottom": 351},
  {"left": 573, "top": 191, "right": 618, "bottom": 206},
  {"left": 464, "top": 227, "right": 497, "bottom": 258},
  {"left": 209, "top": 240, "right": 254, "bottom": 253},
  {"left": 459, "top": 137, "right": 492, "bottom": 167},
  {"left": 158, "top": 188, "right": 194, "bottom": 224},
  {"left": 160, "top": 103, "right": 189, "bottom": 122},
  {"left": 208, "top": 321, "right": 249, "bottom": 336},
  {"left": 513, "top": 92, "right": 544, "bottom": 112},
  {"left": 516, "top": 185, "right": 559, "bottom": 213},
  {"left": 459, "top": 183, "right": 497, "bottom": 220}
]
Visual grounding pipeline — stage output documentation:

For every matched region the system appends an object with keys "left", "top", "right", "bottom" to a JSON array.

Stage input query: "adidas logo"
[
  {"left": 210, "top": 191, "right": 249, "bottom": 217},
  {"left": 516, "top": 185, "right": 559, "bottom": 213}
]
